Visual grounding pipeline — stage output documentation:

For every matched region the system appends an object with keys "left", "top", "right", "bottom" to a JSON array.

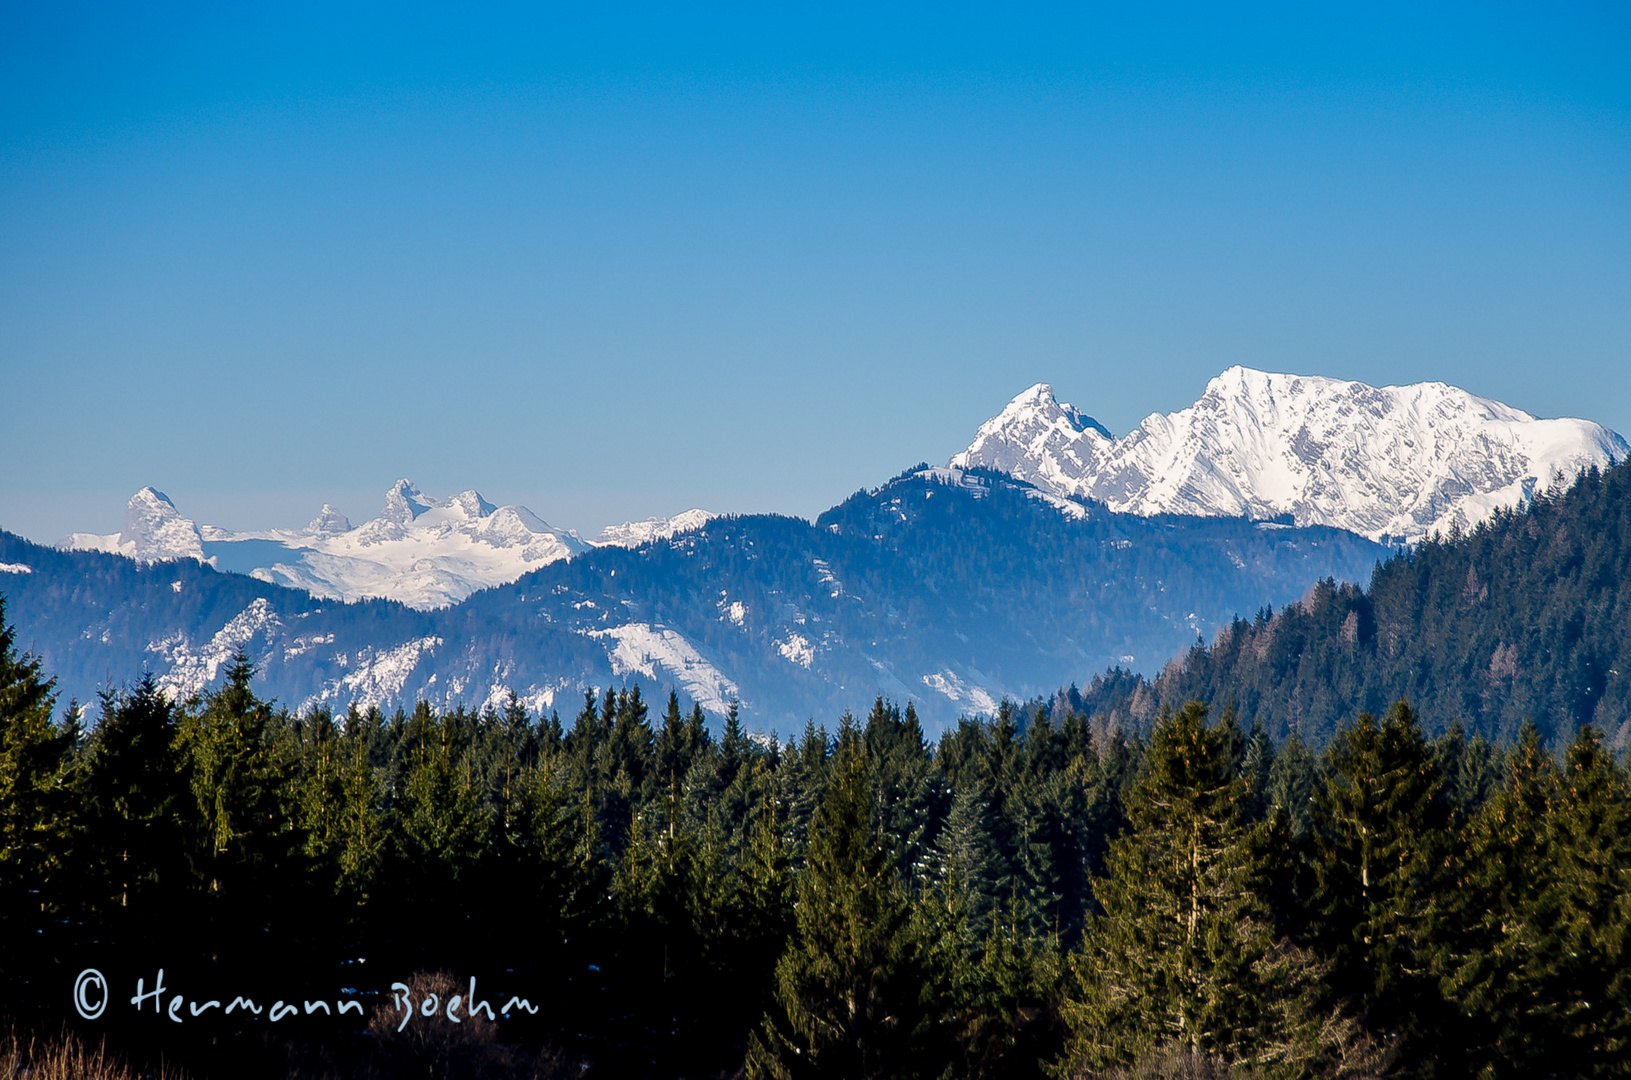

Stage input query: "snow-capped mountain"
[
  {"left": 953, "top": 367, "right": 1628, "bottom": 543},
  {"left": 57, "top": 482, "right": 719, "bottom": 611},
  {"left": 61, "top": 480, "right": 587, "bottom": 610},
  {"left": 59, "top": 487, "right": 207, "bottom": 562},
  {"left": 594, "top": 509, "right": 716, "bottom": 548}
]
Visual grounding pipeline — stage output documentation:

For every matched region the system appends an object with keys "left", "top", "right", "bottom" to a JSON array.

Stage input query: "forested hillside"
[
  {"left": 3, "top": 593, "right": 1628, "bottom": 1078},
  {"left": 1145, "top": 462, "right": 1631, "bottom": 749},
  {"left": 0, "top": 466, "right": 1383, "bottom": 731}
]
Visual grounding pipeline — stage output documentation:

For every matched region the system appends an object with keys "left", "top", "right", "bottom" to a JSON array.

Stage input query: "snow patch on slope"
[
  {"left": 303, "top": 636, "right": 443, "bottom": 711},
  {"left": 587, "top": 623, "right": 739, "bottom": 715},
  {"left": 150, "top": 598, "right": 282, "bottom": 699},
  {"left": 922, "top": 670, "right": 999, "bottom": 715},
  {"left": 775, "top": 632, "right": 815, "bottom": 668}
]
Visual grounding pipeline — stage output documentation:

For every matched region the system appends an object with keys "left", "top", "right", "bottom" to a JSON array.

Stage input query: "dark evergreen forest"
[
  {"left": 1148, "top": 463, "right": 1631, "bottom": 748},
  {"left": 1, "top": 465, "right": 1628, "bottom": 1079}
]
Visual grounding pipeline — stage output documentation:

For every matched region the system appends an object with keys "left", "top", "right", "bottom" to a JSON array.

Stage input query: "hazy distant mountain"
[
  {"left": 594, "top": 509, "right": 717, "bottom": 548},
  {"left": 58, "top": 481, "right": 713, "bottom": 611},
  {"left": 58, "top": 487, "right": 208, "bottom": 562},
  {"left": 953, "top": 367, "right": 1628, "bottom": 544},
  {"left": 7, "top": 467, "right": 1383, "bottom": 733}
]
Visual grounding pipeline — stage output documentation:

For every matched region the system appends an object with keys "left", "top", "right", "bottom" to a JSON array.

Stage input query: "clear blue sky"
[{"left": 3, "top": 2, "right": 1627, "bottom": 541}]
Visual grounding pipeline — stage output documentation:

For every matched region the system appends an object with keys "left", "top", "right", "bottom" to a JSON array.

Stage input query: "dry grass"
[
  {"left": 0, "top": 1027, "right": 187, "bottom": 1080},
  {"left": 1083, "top": 1037, "right": 1391, "bottom": 1080}
]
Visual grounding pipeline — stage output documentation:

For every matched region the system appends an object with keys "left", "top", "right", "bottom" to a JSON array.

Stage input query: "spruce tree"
[
  {"left": 1310, "top": 700, "right": 1454, "bottom": 1074},
  {"left": 394, "top": 710, "right": 490, "bottom": 906},
  {"left": 0, "top": 595, "right": 74, "bottom": 992},
  {"left": 1266, "top": 731, "right": 1320, "bottom": 841},
  {"left": 181, "top": 651, "right": 299, "bottom": 902},
  {"left": 1442, "top": 721, "right": 1557, "bottom": 1078},
  {"left": 1528, "top": 725, "right": 1631, "bottom": 1077},
  {"left": 333, "top": 707, "right": 386, "bottom": 905},
  {"left": 748, "top": 740, "right": 949, "bottom": 1080},
  {"left": 1057, "top": 702, "right": 1338, "bottom": 1076},
  {"left": 81, "top": 673, "right": 196, "bottom": 929},
  {"left": 935, "top": 780, "right": 1003, "bottom": 932},
  {"left": 956, "top": 899, "right": 1066, "bottom": 1080}
]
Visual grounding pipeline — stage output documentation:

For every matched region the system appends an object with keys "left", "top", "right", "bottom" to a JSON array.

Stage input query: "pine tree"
[
  {"left": 1240, "top": 719, "right": 1276, "bottom": 822},
  {"left": 956, "top": 897, "right": 1066, "bottom": 1080},
  {"left": 0, "top": 596, "right": 75, "bottom": 989},
  {"left": 1310, "top": 700, "right": 1454, "bottom": 1074},
  {"left": 395, "top": 710, "right": 490, "bottom": 893},
  {"left": 936, "top": 780, "right": 1003, "bottom": 932},
  {"left": 748, "top": 741, "right": 950, "bottom": 1080},
  {"left": 81, "top": 673, "right": 196, "bottom": 924},
  {"left": 777, "top": 719, "right": 830, "bottom": 858},
  {"left": 1442, "top": 721, "right": 1557, "bottom": 1078},
  {"left": 1266, "top": 731, "right": 1320, "bottom": 841},
  {"left": 181, "top": 651, "right": 299, "bottom": 899},
  {"left": 652, "top": 690, "right": 692, "bottom": 802},
  {"left": 865, "top": 697, "right": 936, "bottom": 884},
  {"left": 1057, "top": 702, "right": 1340, "bottom": 1076},
  {"left": 1528, "top": 725, "right": 1631, "bottom": 1077},
  {"left": 333, "top": 706, "right": 386, "bottom": 904}
]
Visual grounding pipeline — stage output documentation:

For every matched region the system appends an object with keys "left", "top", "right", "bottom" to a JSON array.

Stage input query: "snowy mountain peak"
[
  {"left": 446, "top": 490, "right": 499, "bottom": 520},
  {"left": 306, "top": 504, "right": 352, "bottom": 536},
  {"left": 133, "top": 486, "right": 177, "bottom": 511},
  {"left": 265, "top": 482, "right": 587, "bottom": 607},
  {"left": 57, "top": 487, "right": 206, "bottom": 562},
  {"left": 955, "top": 368, "right": 1628, "bottom": 543},
  {"left": 594, "top": 509, "right": 716, "bottom": 548},
  {"left": 122, "top": 487, "right": 205, "bottom": 562},
  {"left": 381, "top": 479, "right": 437, "bottom": 525},
  {"left": 952, "top": 384, "right": 1114, "bottom": 499}
]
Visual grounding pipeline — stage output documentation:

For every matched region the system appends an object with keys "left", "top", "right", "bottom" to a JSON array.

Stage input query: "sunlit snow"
[
  {"left": 953, "top": 368, "right": 1628, "bottom": 543},
  {"left": 587, "top": 623, "right": 739, "bottom": 715},
  {"left": 150, "top": 598, "right": 283, "bottom": 700},
  {"left": 922, "top": 670, "right": 999, "bottom": 715},
  {"left": 775, "top": 632, "right": 815, "bottom": 668},
  {"left": 58, "top": 484, "right": 720, "bottom": 611},
  {"left": 592, "top": 509, "right": 714, "bottom": 548}
]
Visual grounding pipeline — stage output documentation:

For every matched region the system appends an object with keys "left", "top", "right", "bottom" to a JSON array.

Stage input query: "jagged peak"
[
  {"left": 306, "top": 504, "right": 352, "bottom": 535},
  {"left": 956, "top": 368, "right": 1628, "bottom": 543},
  {"left": 381, "top": 478, "right": 436, "bottom": 524},
  {"left": 130, "top": 486, "right": 180, "bottom": 510},
  {"left": 989, "top": 382, "right": 1112, "bottom": 439},
  {"left": 446, "top": 489, "right": 498, "bottom": 519}
]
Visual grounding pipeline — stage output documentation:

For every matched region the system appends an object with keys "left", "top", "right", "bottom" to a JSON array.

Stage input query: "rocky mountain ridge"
[
  {"left": 58, "top": 481, "right": 714, "bottom": 610},
  {"left": 953, "top": 367, "right": 1627, "bottom": 543}
]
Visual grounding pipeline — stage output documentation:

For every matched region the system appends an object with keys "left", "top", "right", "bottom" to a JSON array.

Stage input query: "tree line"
[{"left": 1, "top": 594, "right": 1628, "bottom": 1079}]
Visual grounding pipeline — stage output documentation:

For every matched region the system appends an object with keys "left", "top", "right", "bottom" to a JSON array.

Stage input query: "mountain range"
[
  {"left": 955, "top": 367, "right": 1626, "bottom": 543},
  {"left": 9, "top": 367, "right": 1626, "bottom": 733},
  {"left": 60, "top": 481, "right": 715, "bottom": 610},
  {"left": 2, "top": 466, "right": 1382, "bottom": 733}
]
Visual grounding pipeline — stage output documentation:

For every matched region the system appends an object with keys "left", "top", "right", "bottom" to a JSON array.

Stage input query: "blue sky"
[{"left": 3, "top": 2, "right": 1627, "bottom": 541}]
